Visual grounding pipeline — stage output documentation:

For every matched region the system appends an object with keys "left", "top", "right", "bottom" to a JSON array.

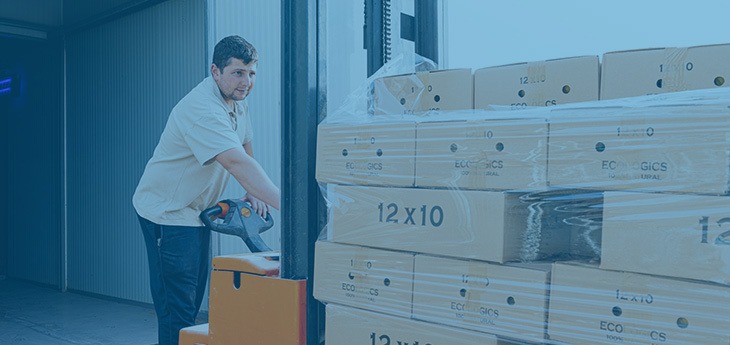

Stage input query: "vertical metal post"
[
  {"left": 364, "top": 0, "right": 385, "bottom": 77},
  {"left": 366, "top": 0, "right": 438, "bottom": 76},
  {"left": 281, "top": 0, "right": 325, "bottom": 344},
  {"left": 415, "top": 0, "right": 439, "bottom": 64},
  {"left": 60, "top": 36, "right": 68, "bottom": 292}
]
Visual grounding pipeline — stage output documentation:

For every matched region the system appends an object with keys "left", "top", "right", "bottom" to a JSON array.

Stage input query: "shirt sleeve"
[{"left": 184, "top": 115, "right": 241, "bottom": 166}]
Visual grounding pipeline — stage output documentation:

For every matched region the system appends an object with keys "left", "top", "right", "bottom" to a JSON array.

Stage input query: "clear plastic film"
[
  {"left": 313, "top": 52, "right": 730, "bottom": 344},
  {"left": 328, "top": 52, "right": 439, "bottom": 123}
]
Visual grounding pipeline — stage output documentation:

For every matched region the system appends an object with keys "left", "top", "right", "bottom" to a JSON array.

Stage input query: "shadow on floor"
[{"left": 0, "top": 277, "right": 159, "bottom": 345}]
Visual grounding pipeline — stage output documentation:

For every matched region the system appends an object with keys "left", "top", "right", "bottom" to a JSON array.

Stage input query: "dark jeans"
[{"left": 137, "top": 215, "right": 210, "bottom": 345}]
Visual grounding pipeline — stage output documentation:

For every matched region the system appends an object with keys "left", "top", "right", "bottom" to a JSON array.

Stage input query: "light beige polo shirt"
[{"left": 133, "top": 76, "right": 253, "bottom": 226}]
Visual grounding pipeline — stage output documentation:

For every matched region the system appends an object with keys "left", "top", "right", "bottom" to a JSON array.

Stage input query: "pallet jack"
[
  {"left": 199, "top": 199, "right": 275, "bottom": 253},
  {"left": 179, "top": 200, "right": 306, "bottom": 345}
]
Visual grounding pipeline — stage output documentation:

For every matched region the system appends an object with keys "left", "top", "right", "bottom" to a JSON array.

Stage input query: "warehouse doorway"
[{"left": 0, "top": 34, "right": 64, "bottom": 286}]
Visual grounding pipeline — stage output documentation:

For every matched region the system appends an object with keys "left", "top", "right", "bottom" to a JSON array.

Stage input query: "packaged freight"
[
  {"left": 548, "top": 262, "right": 730, "bottom": 345},
  {"left": 474, "top": 55, "right": 599, "bottom": 110}
]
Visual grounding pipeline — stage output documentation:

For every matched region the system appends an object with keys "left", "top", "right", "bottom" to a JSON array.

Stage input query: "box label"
[
  {"left": 547, "top": 107, "right": 730, "bottom": 194},
  {"left": 316, "top": 121, "right": 416, "bottom": 187},
  {"left": 412, "top": 255, "right": 550, "bottom": 342},
  {"left": 313, "top": 241, "right": 414, "bottom": 317},
  {"left": 415, "top": 117, "right": 548, "bottom": 190}
]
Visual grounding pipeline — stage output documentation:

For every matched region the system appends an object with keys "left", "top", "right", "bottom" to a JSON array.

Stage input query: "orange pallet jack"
[
  {"left": 179, "top": 323, "right": 209, "bottom": 345},
  {"left": 191, "top": 200, "right": 307, "bottom": 345}
]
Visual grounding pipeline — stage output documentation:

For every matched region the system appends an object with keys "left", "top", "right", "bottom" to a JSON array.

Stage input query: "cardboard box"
[
  {"left": 548, "top": 262, "right": 730, "bottom": 345},
  {"left": 412, "top": 255, "right": 551, "bottom": 343},
  {"left": 601, "top": 191, "right": 730, "bottom": 285},
  {"left": 315, "top": 120, "right": 416, "bottom": 187},
  {"left": 601, "top": 44, "right": 730, "bottom": 100},
  {"left": 325, "top": 304, "right": 506, "bottom": 345},
  {"left": 474, "top": 56, "right": 599, "bottom": 110},
  {"left": 415, "top": 116, "right": 548, "bottom": 190},
  {"left": 373, "top": 69, "right": 473, "bottom": 115},
  {"left": 209, "top": 253, "right": 306, "bottom": 345},
  {"left": 547, "top": 104, "right": 730, "bottom": 194},
  {"left": 326, "top": 185, "right": 596, "bottom": 263},
  {"left": 313, "top": 241, "right": 414, "bottom": 318}
]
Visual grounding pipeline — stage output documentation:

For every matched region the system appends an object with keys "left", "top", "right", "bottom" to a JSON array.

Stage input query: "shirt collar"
[{"left": 207, "top": 76, "right": 237, "bottom": 113}]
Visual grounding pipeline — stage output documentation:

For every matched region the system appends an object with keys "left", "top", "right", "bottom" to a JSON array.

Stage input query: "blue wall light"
[{"left": 0, "top": 77, "right": 12, "bottom": 95}]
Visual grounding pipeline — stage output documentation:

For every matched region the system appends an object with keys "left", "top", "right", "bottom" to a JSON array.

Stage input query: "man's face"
[{"left": 212, "top": 58, "right": 256, "bottom": 104}]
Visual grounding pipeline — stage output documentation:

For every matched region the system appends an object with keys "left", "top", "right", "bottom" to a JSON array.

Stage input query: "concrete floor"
[{"left": 0, "top": 277, "right": 160, "bottom": 345}]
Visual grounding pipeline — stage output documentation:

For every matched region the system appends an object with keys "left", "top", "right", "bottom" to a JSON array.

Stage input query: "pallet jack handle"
[{"left": 199, "top": 199, "right": 274, "bottom": 253}]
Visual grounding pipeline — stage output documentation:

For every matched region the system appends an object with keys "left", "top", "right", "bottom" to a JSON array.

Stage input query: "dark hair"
[{"left": 212, "top": 36, "right": 258, "bottom": 71}]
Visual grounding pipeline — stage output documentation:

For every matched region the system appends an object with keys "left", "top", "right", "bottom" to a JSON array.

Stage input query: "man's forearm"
[{"left": 216, "top": 147, "right": 281, "bottom": 209}]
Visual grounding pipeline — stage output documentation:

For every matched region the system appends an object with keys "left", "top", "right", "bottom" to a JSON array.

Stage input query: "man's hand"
[{"left": 243, "top": 193, "right": 269, "bottom": 218}]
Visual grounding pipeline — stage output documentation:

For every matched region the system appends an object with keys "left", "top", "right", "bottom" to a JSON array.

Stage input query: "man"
[{"left": 133, "top": 35, "right": 279, "bottom": 345}]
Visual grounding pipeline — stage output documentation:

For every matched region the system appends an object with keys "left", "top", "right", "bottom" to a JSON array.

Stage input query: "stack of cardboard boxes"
[
  {"left": 545, "top": 43, "right": 730, "bottom": 345},
  {"left": 314, "top": 54, "right": 604, "bottom": 345},
  {"left": 546, "top": 105, "right": 730, "bottom": 343},
  {"left": 314, "top": 43, "right": 730, "bottom": 345},
  {"left": 312, "top": 116, "right": 554, "bottom": 344}
]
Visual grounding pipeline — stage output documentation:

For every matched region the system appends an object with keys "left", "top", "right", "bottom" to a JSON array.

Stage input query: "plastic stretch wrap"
[{"left": 313, "top": 55, "right": 730, "bottom": 344}]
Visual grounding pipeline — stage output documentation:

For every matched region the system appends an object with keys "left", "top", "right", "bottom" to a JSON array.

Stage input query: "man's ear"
[{"left": 211, "top": 64, "right": 220, "bottom": 78}]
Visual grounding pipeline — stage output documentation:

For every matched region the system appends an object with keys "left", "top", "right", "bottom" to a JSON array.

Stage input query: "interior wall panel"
[
  {"left": 65, "top": 0, "right": 206, "bottom": 302},
  {"left": 207, "top": 0, "right": 283, "bottom": 257}
]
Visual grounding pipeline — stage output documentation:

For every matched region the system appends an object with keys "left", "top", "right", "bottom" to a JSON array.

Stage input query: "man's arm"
[
  {"left": 241, "top": 141, "right": 270, "bottom": 217},
  {"left": 215, "top": 146, "right": 280, "bottom": 210}
]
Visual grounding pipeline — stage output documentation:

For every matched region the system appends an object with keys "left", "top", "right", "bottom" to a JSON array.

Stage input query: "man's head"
[{"left": 211, "top": 36, "right": 258, "bottom": 104}]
